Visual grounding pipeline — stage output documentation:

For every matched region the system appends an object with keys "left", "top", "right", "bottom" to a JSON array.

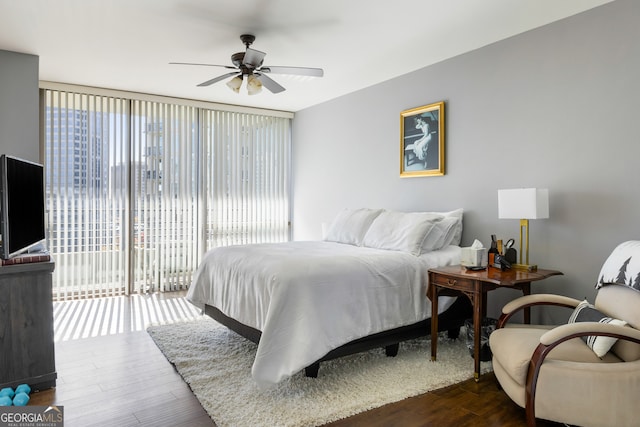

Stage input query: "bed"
[{"left": 187, "top": 208, "right": 472, "bottom": 387}]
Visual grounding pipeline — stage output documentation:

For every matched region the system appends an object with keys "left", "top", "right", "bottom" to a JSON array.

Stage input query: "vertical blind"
[
  {"left": 130, "top": 100, "right": 200, "bottom": 293},
  {"left": 44, "top": 91, "right": 129, "bottom": 300},
  {"left": 43, "top": 88, "right": 291, "bottom": 301},
  {"left": 202, "top": 110, "right": 290, "bottom": 248}
]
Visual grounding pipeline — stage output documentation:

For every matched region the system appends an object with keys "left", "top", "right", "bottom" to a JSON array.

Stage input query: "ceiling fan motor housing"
[{"left": 231, "top": 52, "right": 245, "bottom": 68}]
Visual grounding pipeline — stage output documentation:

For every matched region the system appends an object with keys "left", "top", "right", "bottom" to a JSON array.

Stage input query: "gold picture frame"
[{"left": 400, "top": 101, "right": 445, "bottom": 177}]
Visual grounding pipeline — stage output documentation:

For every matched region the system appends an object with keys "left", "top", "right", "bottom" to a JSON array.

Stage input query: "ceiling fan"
[{"left": 170, "top": 34, "right": 324, "bottom": 95}]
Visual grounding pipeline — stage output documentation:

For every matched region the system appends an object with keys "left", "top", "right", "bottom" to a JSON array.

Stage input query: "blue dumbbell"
[
  {"left": 13, "top": 392, "right": 30, "bottom": 406},
  {"left": 0, "top": 395, "right": 12, "bottom": 406},
  {"left": 0, "top": 388, "right": 14, "bottom": 399},
  {"left": 15, "top": 384, "right": 31, "bottom": 395}
]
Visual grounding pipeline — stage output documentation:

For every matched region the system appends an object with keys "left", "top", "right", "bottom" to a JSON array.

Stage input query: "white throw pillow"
[
  {"left": 323, "top": 208, "right": 384, "bottom": 246},
  {"left": 361, "top": 211, "right": 442, "bottom": 255},
  {"left": 568, "top": 300, "right": 628, "bottom": 357}
]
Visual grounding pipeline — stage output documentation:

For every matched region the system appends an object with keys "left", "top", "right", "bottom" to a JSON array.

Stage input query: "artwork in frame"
[{"left": 400, "top": 101, "right": 445, "bottom": 177}]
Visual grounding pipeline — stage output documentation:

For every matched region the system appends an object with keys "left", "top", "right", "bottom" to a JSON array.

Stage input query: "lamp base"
[{"left": 512, "top": 263, "right": 538, "bottom": 272}]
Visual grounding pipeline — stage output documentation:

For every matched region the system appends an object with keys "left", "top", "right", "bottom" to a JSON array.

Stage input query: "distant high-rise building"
[{"left": 44, "top": 106, "right": 107, "bottom": 194}]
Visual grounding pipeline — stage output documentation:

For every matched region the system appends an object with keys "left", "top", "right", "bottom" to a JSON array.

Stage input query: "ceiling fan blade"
[
  {"left": 243, "top": 48, "right": 266, "bottom": 68},
  {"left": 256, "top": 73, "right": 285, "bottom": 94},
  {"left": 197, "top": 72, "right": 239, "bottom": 87},
  {"left": 260, "top": 66, "right": 324, "bottom": 77},
  {"left": 170, "top": 62, "right": 237, "bottom": 70}
]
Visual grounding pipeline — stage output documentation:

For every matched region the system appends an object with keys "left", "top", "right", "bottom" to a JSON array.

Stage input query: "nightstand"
[{"left": 428, "top": 265, "right": 563, "bottom": 381}]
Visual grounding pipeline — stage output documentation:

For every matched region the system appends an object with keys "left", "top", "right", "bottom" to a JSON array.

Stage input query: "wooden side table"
[{"left": 428, "top": 265, "right": 563, "bottom": 382}]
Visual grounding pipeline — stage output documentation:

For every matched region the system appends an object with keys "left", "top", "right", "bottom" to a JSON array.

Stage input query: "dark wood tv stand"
[{"left": 0, "top": 261, "right": 57, "bottom": 391}]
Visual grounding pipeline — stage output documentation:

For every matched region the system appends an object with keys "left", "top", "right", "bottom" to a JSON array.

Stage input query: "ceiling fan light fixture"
[
  {"left": 247, "top": 74, "right": 263, "bottom": 95},
  {"left": 226, "top": 75, "right": 243, "bottom": 93}
]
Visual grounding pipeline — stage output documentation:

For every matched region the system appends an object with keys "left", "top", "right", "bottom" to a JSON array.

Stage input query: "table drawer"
[{"left": 429, "top": 273, "right": 475, "bottom": 291}]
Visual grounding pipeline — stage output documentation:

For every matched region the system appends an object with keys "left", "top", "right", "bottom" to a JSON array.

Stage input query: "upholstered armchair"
[{"left": 489, "top": 241, "right": 640, "bottom": 427}]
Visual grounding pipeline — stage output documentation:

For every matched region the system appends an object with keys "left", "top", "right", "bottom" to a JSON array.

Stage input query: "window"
[{"left": 43, "top": 88, "right": 291, "bottom": 301}]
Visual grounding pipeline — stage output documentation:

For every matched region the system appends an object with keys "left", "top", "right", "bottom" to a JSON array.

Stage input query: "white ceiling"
[{"left": 0, "top": 0, "right": 613, "bottom": 113}]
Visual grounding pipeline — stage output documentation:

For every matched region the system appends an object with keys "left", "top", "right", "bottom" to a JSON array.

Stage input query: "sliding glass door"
[{"left": 42, "top": 88, "right": 291, "bottom": 301}]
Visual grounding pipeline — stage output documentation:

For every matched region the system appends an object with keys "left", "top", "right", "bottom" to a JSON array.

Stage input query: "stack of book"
[{"left": 1, "top": 252, "right": 51, "bottom": 266}]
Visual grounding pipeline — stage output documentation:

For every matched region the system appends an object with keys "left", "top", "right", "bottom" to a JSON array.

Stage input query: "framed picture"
[{"left": 400, "top": 101, "right": 445, "bottom": 177}]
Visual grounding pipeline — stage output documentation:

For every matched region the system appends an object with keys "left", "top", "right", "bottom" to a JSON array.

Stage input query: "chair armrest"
[
  {"left": 497, "top": 294, "right": 581, "bottom": 328},
  {"left": 540, "top": 322, "right": 640, "bottom": 346},
  {"left": 525, "top": 322, "right": 640, "bottom": 426}
]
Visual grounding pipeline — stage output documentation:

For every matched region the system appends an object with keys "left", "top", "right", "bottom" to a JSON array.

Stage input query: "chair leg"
[
  {"left": 525, "top": 344, "right": 552, "bottom": 427},
  {"left": 525, "top": 404, "right": 537, "bottom": 427}
]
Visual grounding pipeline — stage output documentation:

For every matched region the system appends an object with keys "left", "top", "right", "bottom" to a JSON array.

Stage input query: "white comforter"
[{"left": 187, "top": 241, "right": 460, "bottom": 387}]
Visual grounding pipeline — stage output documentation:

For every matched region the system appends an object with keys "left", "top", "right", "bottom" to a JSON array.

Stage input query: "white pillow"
[
  {"left": 361, "top": 211, "right": 442, "bottom": 255},
  {"left": 439, "top": 208, "right": 464, "bottom": 246},
  {"left": 421, "top": 216, "right": 460, "bottom": 253},
  {"left": 323, "top": 208, "right": 383, "bottom": 246},
  {"left": 419, "top": 208, "right": 464, "bottom": 252},
  {"left": 568, "top": 300, "right": 628, "bottom": 357}
]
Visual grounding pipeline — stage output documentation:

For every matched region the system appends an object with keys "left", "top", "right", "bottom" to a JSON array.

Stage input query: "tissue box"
[{"left": 460, "top": 247, "right": 488, "bottom": 268}]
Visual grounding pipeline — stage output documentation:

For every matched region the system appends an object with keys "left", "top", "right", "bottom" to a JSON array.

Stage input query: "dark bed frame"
[{"left": 204, "top": 296, "right": 472, "bottom": 378}]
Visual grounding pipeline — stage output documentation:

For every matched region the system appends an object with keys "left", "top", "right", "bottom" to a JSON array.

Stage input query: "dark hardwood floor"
[
  {"left": 324, "top": 372, "right": 564, "bottom": 427},
  {"left": 30, "top": 293, "right": 565, "bottom": 427}
]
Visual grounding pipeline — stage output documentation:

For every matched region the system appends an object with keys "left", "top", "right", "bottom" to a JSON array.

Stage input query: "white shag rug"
[{"left": 147, "top": 317, "right": 491, "bottom": 427}]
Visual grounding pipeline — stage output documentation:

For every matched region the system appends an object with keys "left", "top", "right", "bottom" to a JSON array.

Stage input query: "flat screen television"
[{"left": 0, "top": 154, "right": 46, "bottom": 259}]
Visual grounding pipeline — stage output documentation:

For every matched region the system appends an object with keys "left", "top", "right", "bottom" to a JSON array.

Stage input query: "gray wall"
[
  {"left": 0, "top": 50, "right": 40, "bottom": 162},
  {"left": 292, "top": 0, "right": 640, "bottom": 322}
]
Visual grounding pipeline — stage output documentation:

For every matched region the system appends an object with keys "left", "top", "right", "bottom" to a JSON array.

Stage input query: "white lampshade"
[
  {"left": 247, "top": 74, "right": 263, "bottom": 95},
  {"left": 498, "top": 188, "right": 549, "bottom": 219},
  {"left": 226, "top": 75, "right": 243, "bottom": 93}
]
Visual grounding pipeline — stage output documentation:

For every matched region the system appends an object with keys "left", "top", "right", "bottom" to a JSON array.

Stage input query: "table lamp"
[{"left": 497, "top": 188, "right": 549, "bottom": 271}]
